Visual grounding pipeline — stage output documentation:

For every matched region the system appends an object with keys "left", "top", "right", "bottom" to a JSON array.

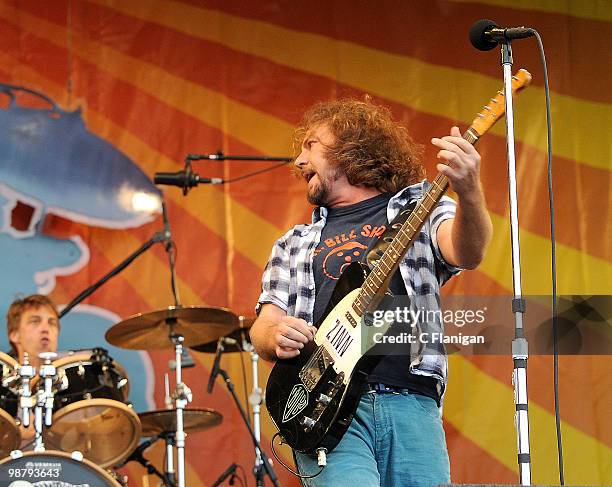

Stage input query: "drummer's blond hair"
[{"left": 6, "top": 294, "right": 60, "bottom": 355}]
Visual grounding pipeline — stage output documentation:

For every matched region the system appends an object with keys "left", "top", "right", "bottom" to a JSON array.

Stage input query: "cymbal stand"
[
  {"left": 170, "top": 332, "right": 192, "bottom": 487},
  {"left": 159, "top": 432, "right": 177, "bottom": 487},
  {"left": 238, "top": 322, "right": 266, "bottom": 486}
]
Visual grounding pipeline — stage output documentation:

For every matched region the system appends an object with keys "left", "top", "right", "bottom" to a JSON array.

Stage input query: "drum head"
[
  {"left": 0, "top": 450, "right": 121, "bottom": 486},
  {"left": 0, "top": 408, "right": 20, "bottom": 458},
  {"left": 43, "top": 399, "right": 141, "bottom": 468}
]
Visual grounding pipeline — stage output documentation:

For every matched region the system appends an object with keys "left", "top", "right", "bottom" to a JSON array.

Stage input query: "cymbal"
[
  {"left": 191, "top": 318, "right": 254, "bottom": 353},
  {"left": 106, "top": 306, "right": 238, "bottom": 350},
  {"left": 139, "top": 408, "right": 222, "bottom": 437}
]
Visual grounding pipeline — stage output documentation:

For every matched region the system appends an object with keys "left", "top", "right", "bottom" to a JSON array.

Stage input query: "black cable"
[
  {"left": 270, "top": 432, "right": 323, "bottom": 479},
  {"left": 533, "top": 29, "right": 564, "bottom": 485},
  {"left": 221, "top": 161, "right": 292, "bottom": 184}
]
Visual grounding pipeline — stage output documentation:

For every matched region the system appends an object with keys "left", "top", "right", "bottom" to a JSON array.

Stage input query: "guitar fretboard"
[{"left": 351, "top": 129, "right": 480, "bottom": 317}]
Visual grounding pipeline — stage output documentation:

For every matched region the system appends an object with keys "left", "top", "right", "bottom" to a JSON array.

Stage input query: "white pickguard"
[{"left": 314, "top": 288, "right": 392, "bottom": 383}]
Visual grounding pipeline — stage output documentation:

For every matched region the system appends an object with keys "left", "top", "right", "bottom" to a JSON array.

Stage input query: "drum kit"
[{"left": 0, "top": 305, "right": 261, "bottom": 487}]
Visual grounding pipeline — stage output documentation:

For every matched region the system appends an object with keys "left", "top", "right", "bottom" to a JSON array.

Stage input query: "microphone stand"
[
  {"left": 215, "top": 367, "right": 280, "bottom": 487},
  {"left": 59, "top": 231, "right": 166, "bottom": 319},
  {"left": 121, "top": 436, "right": 169, "bottom": 486},
  {"left": 499, "top": 41, "right": 532, "bottom": 485},
  {"left": 186, "top": 152, "right": 293, "bottom": 162}
]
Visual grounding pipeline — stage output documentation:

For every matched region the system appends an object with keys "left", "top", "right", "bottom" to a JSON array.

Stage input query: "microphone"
[
  {"left": 154, "top": 170, "right": 223, "bottom": 189},
  {"left": 211, "top": 463, "right": 238, "bottom": 487},
  {"left": 207, "top": 337, "right": 225, "bottom": 393},
  {"left": 206, "top": 337, "right": 237, "bottom": 393},
  {"left": 469, "top": 19, "right": 535, "bottom": 51}
]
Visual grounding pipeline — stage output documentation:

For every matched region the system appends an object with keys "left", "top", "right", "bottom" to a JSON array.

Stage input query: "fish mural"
[{"left": 0, "top": 83, "right": 160, "bottom": 412}]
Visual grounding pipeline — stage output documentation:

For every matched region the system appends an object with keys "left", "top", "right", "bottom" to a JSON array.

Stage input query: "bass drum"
[
  {"left": 0, "top": 351, "right": 20, "bottom": 457},
  {"left": 38, "top": 349, "right": 141, "bottom": 468},
  {"left": 0, "top": 450, "right": 122, "bottom": 486}
]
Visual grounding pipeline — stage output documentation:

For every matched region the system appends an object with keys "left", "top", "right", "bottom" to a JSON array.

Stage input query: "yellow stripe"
[
  {"left": 90, "top": 0, "right": 612, "bottom": 172},
  {"left": 478, "top": 213, "right": 612, "bottom": 295},
  {"left": 446, "top": 355, "right": 612, "bottom": 484},
  {"left": 446, "top": 0, "right": 612, "bottom": 23}
]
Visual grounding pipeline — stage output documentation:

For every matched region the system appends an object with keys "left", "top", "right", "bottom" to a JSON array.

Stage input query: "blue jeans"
[{"left": 294, "top": 391, "right": 450, "bottom": 487}]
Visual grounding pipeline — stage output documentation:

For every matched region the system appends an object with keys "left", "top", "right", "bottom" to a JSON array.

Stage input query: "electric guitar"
[{"left": 265, "top": 69, "right": 532, "bottom": 454}]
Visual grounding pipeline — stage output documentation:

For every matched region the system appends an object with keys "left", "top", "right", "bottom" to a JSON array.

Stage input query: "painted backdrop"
[{"left": 0, "top": 1, "right": 610, "bottom": 486}]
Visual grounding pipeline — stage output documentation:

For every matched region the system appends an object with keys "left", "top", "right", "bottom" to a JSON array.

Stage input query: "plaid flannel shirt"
[{"left": 256, "top": 180, "right": 462, "bottom": 388}]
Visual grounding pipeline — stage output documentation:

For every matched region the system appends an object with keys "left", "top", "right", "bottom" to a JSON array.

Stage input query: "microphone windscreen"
[{"left": 469, "top": 19, "right": 499, "bottom": 51}]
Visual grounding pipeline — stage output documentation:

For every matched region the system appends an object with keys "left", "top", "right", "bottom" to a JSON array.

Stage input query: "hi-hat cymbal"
[
  {"left": 106, "top": 306, "right": 238, "bottom": 350},
  {"left": 191, "top": 317, "right": 255, "bottom": 353},
  {"left": 139, "top": 408, "right": 222, "bottom": 437}
]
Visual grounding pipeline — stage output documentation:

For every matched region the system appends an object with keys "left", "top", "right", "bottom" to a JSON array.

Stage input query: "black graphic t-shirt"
[
  {"left": 312, "top": 193, "right": 405, "bottom": 323},
  {"left": 312, "top": 194, "right": 429, "bottom": 389}
]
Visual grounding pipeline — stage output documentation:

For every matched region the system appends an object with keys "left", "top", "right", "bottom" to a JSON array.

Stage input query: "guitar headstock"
[{"left": 470, "top": 68, "right": 532, "bottom": 138}]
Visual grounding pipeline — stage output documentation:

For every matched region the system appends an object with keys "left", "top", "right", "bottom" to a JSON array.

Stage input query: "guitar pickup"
[{"left": 345, "top": 311, "right": 357, "bottom": 328}]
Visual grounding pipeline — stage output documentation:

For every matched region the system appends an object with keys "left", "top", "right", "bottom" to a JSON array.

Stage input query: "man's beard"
[{"left": 307, "top": 167, "right": 342, "bottom": 207}]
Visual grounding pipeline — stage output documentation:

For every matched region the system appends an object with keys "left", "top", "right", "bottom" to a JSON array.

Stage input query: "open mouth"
[{"left": 303, "top": 171, "right": 315, "bottom": 182}]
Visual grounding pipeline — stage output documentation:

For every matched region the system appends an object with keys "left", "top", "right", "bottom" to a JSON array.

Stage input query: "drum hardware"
[
  {"left": 117, "top": 435, "right": 169, "bottom": 486},
  {"left": 195, "top": 316, "right": 272, "bottom": 486},
  {"left": 33, "top": 351, "right": 58, "bottom": 451},
  {"left": 35, "top": 348, "right": 142, "bottom": 468},
  {"left": 206, "top": 342, "right": 280, "bottom": 487},
  {"left": 17, "top": 352, "right": 36, "bottom": 428}
]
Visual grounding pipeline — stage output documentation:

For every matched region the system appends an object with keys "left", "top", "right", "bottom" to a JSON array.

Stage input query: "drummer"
[
  {"left": 6, "top": 294, "right": 60, "bottom": 368},
  {"left": 5, "top": 294, "right": 60, "bottom": 446}
]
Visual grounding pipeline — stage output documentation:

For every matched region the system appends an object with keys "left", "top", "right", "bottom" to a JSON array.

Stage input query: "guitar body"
[{"left": 265, "top": 262, "right": 380, "bottom": 453}]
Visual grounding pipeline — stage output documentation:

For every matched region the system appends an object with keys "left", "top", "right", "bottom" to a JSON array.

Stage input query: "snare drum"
[
  {"left": 39, "top": 349, "right": 141, "bottom": 468},
  {"left": 0, "top": 450, "right": 122, "bottom": 486},
  {"left": 0, "top": 351, "right": 20, "bottom": 456}
]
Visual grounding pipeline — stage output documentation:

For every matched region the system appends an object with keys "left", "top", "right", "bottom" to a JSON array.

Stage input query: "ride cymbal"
[
  {"left": 106, "top": 306, "right": 238, "bottom": 350},
  {"left": 138, "top": 408, "right": 222, "bottom": 437}
]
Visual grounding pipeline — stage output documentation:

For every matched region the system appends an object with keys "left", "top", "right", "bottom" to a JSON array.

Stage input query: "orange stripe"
[{"left": 177, "top": 0, "right": 612, "bottom": 105}]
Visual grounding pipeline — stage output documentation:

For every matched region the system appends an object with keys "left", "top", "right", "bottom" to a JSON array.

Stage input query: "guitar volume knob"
[
  {"left": 300, "top": 416, "right": 316, "bottom": 432},
  {"left": 317, "top": 393, "right": 332, "bottom": 406}
]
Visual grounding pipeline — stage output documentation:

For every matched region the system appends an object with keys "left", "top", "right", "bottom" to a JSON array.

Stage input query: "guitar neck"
[
  {"left": 349, "top": 69, "right": 531, "bottom": 318},
  {"left": 351, "top": 131, "right": 481, "bottom": 317}
]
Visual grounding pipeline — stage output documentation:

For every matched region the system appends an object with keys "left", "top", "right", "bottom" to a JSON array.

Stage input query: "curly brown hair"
[
  {"left": 6, "top": 294, "right": 59, "bottom": 355},
  {"left": 295, "top": 98, "right": 425, "bottom": 193}
]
